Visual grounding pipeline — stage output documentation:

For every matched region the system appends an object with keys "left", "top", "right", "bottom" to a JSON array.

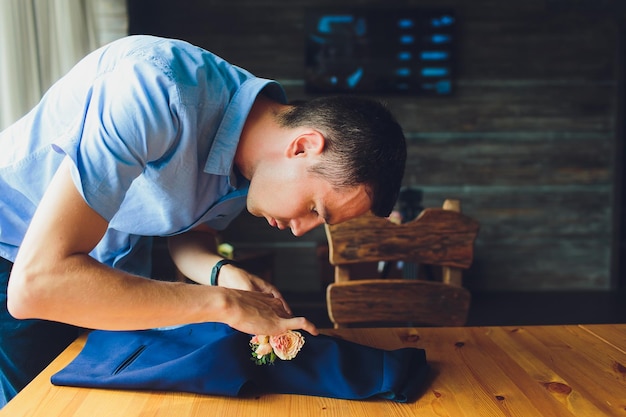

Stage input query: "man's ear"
[{"left": 286, "top": 129, "right": 325, "bottom": 158}]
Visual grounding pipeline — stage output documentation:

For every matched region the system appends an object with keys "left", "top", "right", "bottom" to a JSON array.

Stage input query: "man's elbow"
[{"left": 6, "top": 265, "right": 46, "bottom": 320}]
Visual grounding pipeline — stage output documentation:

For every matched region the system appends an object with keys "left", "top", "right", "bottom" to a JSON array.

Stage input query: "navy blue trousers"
[{"left": 0, "top": 257, "right": 80, "bottom": 408}]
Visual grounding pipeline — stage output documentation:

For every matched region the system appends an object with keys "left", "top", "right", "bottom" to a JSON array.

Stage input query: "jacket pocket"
[{"left": 112, "top": 345, "right": 147, "bottom": 375}]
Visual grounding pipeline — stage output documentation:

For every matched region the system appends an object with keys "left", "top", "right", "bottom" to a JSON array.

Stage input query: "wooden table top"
[{"left": 2, "top": 323, "right": 625, "bottom": 417}]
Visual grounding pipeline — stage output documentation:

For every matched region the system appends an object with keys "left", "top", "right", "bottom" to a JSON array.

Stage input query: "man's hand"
[
  {"left": 218, "top": 287, "right": 319, "bottom": 337},
  {"left": 168, "top": 227, "right": 319, "bottom": 336},
  {"left": 217, "top": 265, "right": 319, "bottom": 336},
  {"left": 217, "top": 264, "right": 292, "bottom": 315}
]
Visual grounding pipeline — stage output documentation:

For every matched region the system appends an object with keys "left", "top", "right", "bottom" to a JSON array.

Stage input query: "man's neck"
[{"left": 234, "top": 95, "right": 289, "bottom": 180}]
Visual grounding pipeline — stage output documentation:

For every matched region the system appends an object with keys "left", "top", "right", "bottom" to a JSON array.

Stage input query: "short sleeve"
[{"left": 67, "top": 58, "right": 181, "bottom": 221}]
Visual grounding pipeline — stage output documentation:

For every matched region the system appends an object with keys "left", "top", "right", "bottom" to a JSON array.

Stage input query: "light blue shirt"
[{"left": 0, "top": 35, "right": 286, "bottom": 275}]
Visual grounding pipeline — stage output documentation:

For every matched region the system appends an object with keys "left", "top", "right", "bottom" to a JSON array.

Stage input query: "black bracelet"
[{"left": 210, "top": 259, "right": 236, "bottom": 286}]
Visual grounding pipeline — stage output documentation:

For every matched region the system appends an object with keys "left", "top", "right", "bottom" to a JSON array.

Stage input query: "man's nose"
[{"left": 290, "top": 217, "right": 325, "bottom": 237}]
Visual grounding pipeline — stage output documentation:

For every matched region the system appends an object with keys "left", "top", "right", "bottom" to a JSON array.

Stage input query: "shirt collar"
[{"left": 204, "top": 78, "right": 286, "bottom": 181}]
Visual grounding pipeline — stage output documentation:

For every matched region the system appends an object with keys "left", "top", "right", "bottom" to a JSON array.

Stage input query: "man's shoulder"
[{"left": 100, "top": 36, "right": 252, "bottom": 89}]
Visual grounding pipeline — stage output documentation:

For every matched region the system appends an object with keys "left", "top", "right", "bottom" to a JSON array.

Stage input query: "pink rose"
[
  {"left": 250, "top": 335, "right": 268, "bottom": 345},
  {"left": 269, "top": 330, "right": 305, "bottom": 360}
]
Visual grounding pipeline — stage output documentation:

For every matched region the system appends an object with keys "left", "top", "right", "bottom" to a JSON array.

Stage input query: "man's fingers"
[
  {"left": 285, "top": 316, "right": 319, "bottom": 336},
  {"left": 261, "top": 285, "right": 291, "bottom": 314},
  {"left": 274, "top": 293, "right": 293, "bottom": 316}
]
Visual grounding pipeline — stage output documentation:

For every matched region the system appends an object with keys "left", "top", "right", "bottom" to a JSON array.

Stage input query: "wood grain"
[
  {"left": 326, "top": 279, "right": 471, "bottom": 326},
  {"left": 3, "top": 324, "right": 625, "bottom": 417},
  {"left": 325, "top": 209, "right": 479, "bottom": 268}
]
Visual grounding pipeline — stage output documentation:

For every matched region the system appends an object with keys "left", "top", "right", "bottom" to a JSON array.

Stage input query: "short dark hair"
[{"left": 277, "top": 96, "right": 406, "bottom": 217}]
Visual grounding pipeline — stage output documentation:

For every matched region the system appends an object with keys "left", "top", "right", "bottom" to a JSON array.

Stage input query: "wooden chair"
[{"left": 325, "top": 199, "right": 479, "bottom": 328}]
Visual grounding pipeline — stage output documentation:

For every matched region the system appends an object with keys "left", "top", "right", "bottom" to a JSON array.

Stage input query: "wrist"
[{"left": 210, "top": 259, "right": 237, "bottom": 286}]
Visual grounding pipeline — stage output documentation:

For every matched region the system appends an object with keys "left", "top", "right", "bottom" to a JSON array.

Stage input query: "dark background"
[{"left": 129, "top": 0, "right": 625, "bottom": 325}]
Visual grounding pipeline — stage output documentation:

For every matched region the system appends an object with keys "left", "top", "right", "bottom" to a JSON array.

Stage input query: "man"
[{"left": 0, "top": 35, "right": 406, "bottom": 405}]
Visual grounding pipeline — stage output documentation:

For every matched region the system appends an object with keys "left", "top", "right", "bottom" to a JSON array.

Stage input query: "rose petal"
[
  {"left": 270, "top": 331, "right": 305, "bottom": 361},
  {"left": 255, "top": 342, "right": 273, "bottom": 357}
]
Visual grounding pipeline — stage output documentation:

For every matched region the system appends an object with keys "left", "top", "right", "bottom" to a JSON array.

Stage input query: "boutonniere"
[{"left": 250, "top": 331, "right": 305, "bottom": 365}]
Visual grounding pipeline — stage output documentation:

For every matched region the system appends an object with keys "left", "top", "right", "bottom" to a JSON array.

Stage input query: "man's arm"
[
  {"left": 167, "top": 226, "right": 293, "bottom": 315},
  {"left": 7, "top": 158, "right": 317, "bottom": 335}
]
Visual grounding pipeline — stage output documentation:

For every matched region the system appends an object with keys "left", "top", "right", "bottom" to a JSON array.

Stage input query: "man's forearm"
[
  {"left": 7, "top": 252, "right": 230, "bottom": 330},
  {"left": 167, "top": 229, "right": 224, "bottom": 285}
]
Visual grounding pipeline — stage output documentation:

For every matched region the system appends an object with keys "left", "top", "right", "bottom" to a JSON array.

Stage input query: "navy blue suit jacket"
[{"left": 52, "top": 323, "right": 429, "bottom": 402}]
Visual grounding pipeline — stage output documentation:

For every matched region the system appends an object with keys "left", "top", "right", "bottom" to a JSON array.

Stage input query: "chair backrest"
[{"left": 325, "top": 199, "right": 479, "bottom": 328}]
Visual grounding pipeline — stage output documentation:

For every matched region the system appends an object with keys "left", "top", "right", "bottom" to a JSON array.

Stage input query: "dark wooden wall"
[{"left": 130, "top": 0, "right": 623, "bottom": 293}]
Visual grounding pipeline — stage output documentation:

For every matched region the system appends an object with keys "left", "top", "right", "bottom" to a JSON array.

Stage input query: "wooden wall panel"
[
  {"left": 403, "top": 133, "right": 612, "bottom": 186},
  {"left": 418, "top": 187, "right": 612, "bottom": 290},
  {"left": 276, "top": 83, "right": 615, "bottom": 133},
  {"left": 131, "top": 0, "right": 620, "bottom": 292}
]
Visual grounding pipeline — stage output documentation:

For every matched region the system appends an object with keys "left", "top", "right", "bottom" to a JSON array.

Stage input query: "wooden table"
[{"left": 2, "top": 324, "right": 625, "bottom": 416}]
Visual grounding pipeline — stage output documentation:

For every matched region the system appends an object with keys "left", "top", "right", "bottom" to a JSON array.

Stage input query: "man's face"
[{"left": 246, "top": 161, "right": 371, "bottom": 236}]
